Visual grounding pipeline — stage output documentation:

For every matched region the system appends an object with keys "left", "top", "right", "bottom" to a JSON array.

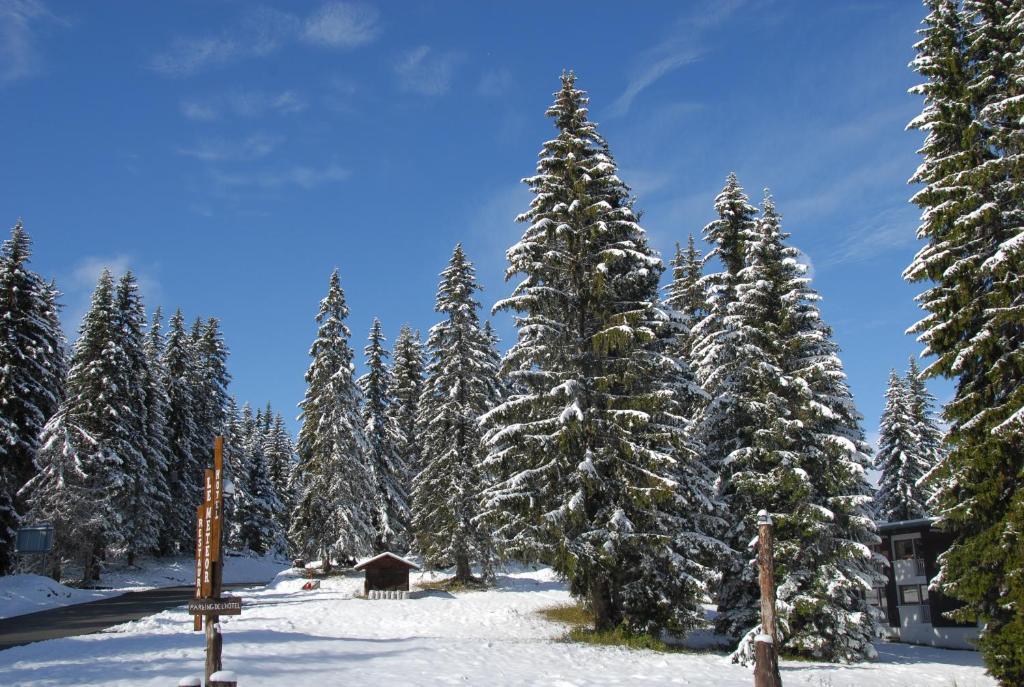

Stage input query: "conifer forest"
[{"left": 0, "top": 1, "right": 1020, "bottom": 685}]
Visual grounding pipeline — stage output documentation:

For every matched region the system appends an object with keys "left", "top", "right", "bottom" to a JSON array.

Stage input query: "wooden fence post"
[
  {"left": 755, "top": 509, "right": 782, "bottom": 687},
  {"left": 208, "top": 670, "right": 237, "bottom": 687}
]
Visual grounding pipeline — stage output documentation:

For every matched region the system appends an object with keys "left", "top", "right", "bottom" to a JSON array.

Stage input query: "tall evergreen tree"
[
  {"left": 359, "top": 318, "right": 409, "bottom": 553},
  {"left": 388, "top": 325, "right": 425, "bottom": 485},
  {"left": 904, "top": 356, "right": 944, "bottom": 505},
  {"left": 482, "top": 73, "right": 722, "bottom": 634},
  {"left": 113, "top": 273, "right": 167, "bottom": 564},
  {"left": 265, "top": 412, "right": 296, "bottom": 535},
  {"left": 191, "top": 317, "right": 230, "bottom": 466},
  {"left": 234, "top": 403, "right": 281, "bottom": 555},
  {"left": 874, "top": 370, "right": 929, "bottom": 522},
  {"left": 713, "top": 194, "right": 880, "bottom": 662},
  {"left": 906, "top": 2, "right": 1024, "bottom": 681},
  {"left": 0, "top": 222, "right": 66, "bottom": 573},
  {"left": 665, "top": 234, "right": 707, "bottom": 360},
  {"left": 289, "top": 270, "right": 374, "bottom": 569},
  {"left": 22, "top": 271, "right": 126, "bottom": 581},
  {"left": 412, "top": 246, "right": 500, "bottom": 581},
  {"left": 159, "top": 309, "right": 202, "bottom": 554}
]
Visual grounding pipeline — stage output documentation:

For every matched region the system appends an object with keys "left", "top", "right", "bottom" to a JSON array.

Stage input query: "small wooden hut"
[{"left": 354, "top": 552, "right": 420, "bottom": 595}]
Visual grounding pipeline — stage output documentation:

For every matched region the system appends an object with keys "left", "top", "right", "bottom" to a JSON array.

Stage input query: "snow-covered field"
[
  {"left": 0, "top": 566, "right": 994, "bottom": 686},
  {"left": 0, "top": 575, "right": 118, "bottom": 619}
]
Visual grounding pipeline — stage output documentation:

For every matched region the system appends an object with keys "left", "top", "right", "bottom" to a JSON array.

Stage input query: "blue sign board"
[{"left": 15, "top": 524, "right": 54, "bottom": 554}]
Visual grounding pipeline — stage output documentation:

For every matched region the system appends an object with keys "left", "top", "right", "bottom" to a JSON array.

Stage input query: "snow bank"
[
  {"left": 0, "top": 566, "right": 995, "bottom": 686},
  {"left": 0, "top": 574, "right": 119, "bottom": 619},
  {"left": 99, "top": 553, "right": 291, "bottom": 592}
]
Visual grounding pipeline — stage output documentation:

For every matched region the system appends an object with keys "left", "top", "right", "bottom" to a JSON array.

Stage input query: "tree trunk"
[
  {"left": 590, "top": 576, "right": 617, "bottom": 631},
  {"left": 321, "top": 547, "right": 332, "bottom": 574},
  {"left": 454, "top": 553, "right": 471, "bottom": 583}
]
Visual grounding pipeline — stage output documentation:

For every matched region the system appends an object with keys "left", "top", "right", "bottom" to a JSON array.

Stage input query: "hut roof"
[{"left": 353, "top": 552, "right": 421, "bottom": 571}]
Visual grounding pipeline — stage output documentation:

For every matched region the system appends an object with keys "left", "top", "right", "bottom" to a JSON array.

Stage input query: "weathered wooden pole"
[
  {"left": 209, "top": 670, "right": 237, "bottom": 687},
  {"left": 204, "top": 437, "right": 225, "bottom": 686},
  {"left": 754, "top": 509, "right": 782, "bottom": 687}
]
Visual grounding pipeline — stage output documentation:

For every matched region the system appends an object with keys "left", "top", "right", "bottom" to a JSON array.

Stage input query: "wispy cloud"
[
  {"left": 478, "top": 67, "right": 514, "bottom": 97},
  {"left": 303, "top": 2, "right": 379, "bottom": 48},
  {"left": 395, "top": 46, "right": 460, "bottom": 96},
  {"left": 177, "top": 134, "right": 283, "bottom": 162},
  {"left": 818, "top": 204, "right": 919, "bottom": 268},
  {"left": 63, "top": 255, "right": 162, "bottom": 332},
  {"left": 180, "top": 89, "right": 308, "bottom": 121},
  {"left": 609, "top": 1, "right": 742, "bottom": 117},
  {"left": 0, "top": 0, "right": 62, "bottom": 84},
  {"left": 152, "top": 2, "right": 380, "bottom": 77},
  {"left": 211, "top": 163, "right": 350, "bottom": 190}
]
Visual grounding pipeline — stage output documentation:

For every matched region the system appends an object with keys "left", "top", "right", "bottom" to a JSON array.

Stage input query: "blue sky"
[{"left": 0, "top": 0, "right": 948, "bottom": 445}]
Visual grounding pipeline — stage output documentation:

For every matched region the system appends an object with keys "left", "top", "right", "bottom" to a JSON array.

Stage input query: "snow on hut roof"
[{"left": 353, "top": 552, "right": 421, "bottom": 570}]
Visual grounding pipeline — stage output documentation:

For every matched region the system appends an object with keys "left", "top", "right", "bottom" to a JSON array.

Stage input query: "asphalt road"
[{"left": 0, "top": 583, "right": 260, "bottom": 652}]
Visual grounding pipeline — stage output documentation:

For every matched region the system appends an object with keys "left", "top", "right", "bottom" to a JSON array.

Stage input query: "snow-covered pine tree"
[
  {"left": 158, "top": 309, "right": 202, "bottom": 554},
  {"left": 190, "top": 317, "right": 230, "bottom": 466},
  {"left": 22, "top": 271, "right": 127, "bottom": 581},
  {"left": 114, "top": 273, "right": 168, "bottom": 564},
  {"left": 874, "top": 370, "right": 928, "bottom": 521},
  {"left": 359, "top": 318, "right": 409, "bottom": 553},
  {"left": 0, "top": 221, "right": 66, "bottom": 573},
  {"left": 481, "top": 72, "right": 722, "bottom": 634},
  {"left": 289, "top": 270, "right": 374, "bottom": 569},
  {"left": 411, "top": 245, "right": 500, "bottom": 582},
  {"left": 388, "top": 325, "right": 425, "bottom": 485},
  {"left": 264, "top": 412, "right": 295, "bottom": 536},
  {"left": 234, "top": 403, "right": 281, "bottom": 555},
  {"left": 775, "top": 196, "right": 880, "bottom": 662},
  {"left": 714, "top": 194, "right": 879, "bottom": 662},
  {"left": 692, "top": 175, "right": 759, "bottom": 481},
  {"left": 905, "top": 3, "right": 1024, "bottom": 682},
  {"left": 665, "top": 234, "right": 708, "bottom": 361},
  {"left": 904, "top": 356, "right": 944, "bottom": 505}
]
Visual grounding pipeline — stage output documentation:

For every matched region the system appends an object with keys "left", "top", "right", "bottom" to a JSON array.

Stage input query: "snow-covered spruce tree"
[
  {"left": 665, "top": 234, "right": 708, "bottom": 362},
  {"left": 768, "top": 193, "right": 881, "bottom": 662},
  {"left": 22, "top": 271, "right": 128, "bottom": 581},
  {"left": 234, "top": 403, "right": 282, "bottom": 555},
  {"left": 715, "top": 195, "right": 879, "bottom": 662},
  {"left": 0, "top": 222, "right": 66, "bottom": 573},
  {"left": 388, "top": 324, "right": 425, "bottom": 486},
  {"left": 190, "top": 317, "right": 230, "bottom": 465},
  {"left": 411, "top": 245, "right": 500, "bottom": 582},
  {"left": 481, "top": 72, "right": 722, "bottom": 634},
  {"left": 158, "top": 309, "right": 202, "bottom": 554},
  {"left": 904, "top": 356, "right": 944, "bottom": 506},
  {"left": 114, "top": 273, "right": 168, "bottom": 564},
  {"left": 359, "top": 318, "right": 410, "bottom": 553},
  {"left": 289, "top": 270, "right": 374, "bottom": 569},
  {"left": 874, "top": 370, "right": 928, "bottom": 522},
  {"left": 905, "top": 2, "right": 1024, "bottom": 682},
  {"left": 264, "top": 412, "right": 296, "bottom": 536}
]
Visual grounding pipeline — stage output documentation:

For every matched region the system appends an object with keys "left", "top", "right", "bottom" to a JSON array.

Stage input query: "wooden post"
[
  {"left": 755, "top": 510, "right": 782, "bottom": 687},
  {"left": 208, "top": 670, "right": 237, "bottom": 687},
  {"left": 205, "top": 437, "right": 225, "bottom": 686}
]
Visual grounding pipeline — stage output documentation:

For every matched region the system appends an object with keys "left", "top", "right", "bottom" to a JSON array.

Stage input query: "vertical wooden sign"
[{"left": 194, "top": 504, "right": 206, "bottom": 631}]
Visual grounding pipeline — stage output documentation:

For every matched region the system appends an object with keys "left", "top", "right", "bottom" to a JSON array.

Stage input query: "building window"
[
  {"left": 867, "top": 587, "right": 888, "bottom": 611},
  {"left": 893, "top": 538, "right": 927, "bottom": 576},
  {"left": 900, "top": 584, "right": 929, "bottom": 605}
]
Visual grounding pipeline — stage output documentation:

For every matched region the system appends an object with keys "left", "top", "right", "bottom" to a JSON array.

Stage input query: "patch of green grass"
[
  {"left": 537, "top": 603, "right": 594, "bottom": 627},
  {"left": 565, "top": 625, "right": 682, "bottom": 653},
  {"left": 414, "top": 577, "right": 489, "bottom": 593},
  {"left": 537, "top": 603, "right": 708, "bottom": 654}
]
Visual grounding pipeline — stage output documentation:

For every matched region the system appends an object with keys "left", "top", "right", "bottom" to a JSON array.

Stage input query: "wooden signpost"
[
  {"left": 191, "top": 437, "right": 240, "bottom": 686},
  {"left": 754, "top": 510, "right": 782, "bottom": 687}
]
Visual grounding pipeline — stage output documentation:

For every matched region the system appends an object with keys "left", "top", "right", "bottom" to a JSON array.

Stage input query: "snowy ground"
[
  {"left": 0, "top": 566, "right": 995, "bottom": 686},
  {"left": 0, "top": 575, "right": 118, "bottom": 620},
  {"left": 0, "top": 554, "right": 289, "bottom": 620}
]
